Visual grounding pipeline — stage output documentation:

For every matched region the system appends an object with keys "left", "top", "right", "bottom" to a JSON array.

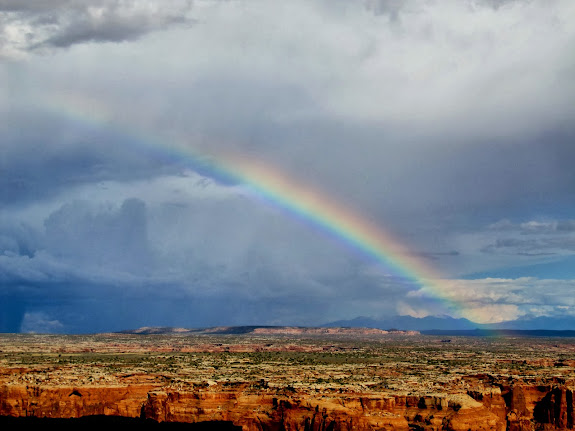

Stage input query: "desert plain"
[{"left": 0, "top": 328, "right": 574, "bottom": 430}]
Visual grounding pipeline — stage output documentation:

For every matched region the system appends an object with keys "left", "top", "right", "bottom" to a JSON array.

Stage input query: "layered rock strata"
[{"left": 1, "top": 379, "right": 573, "bottom": 430}]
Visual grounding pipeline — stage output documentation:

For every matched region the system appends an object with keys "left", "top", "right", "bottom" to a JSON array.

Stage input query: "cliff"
[{"left": 1, "top": 379, "right": 573, "bottom": 430}]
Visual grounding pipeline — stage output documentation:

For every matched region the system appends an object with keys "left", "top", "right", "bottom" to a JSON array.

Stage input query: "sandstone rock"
[{"left": 1, "top": 381, "right": 573, "bottom": 430}]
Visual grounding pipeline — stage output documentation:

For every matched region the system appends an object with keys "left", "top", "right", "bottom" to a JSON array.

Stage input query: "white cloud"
[
  {"left": 0, "top": 0, "right": 194, "bottom": 59},
  {"left": 20, "top": 311, "right": 64, "bottom": 333},
  {"left": 409, "top": 277, "right": 575, "bottom": 323},
  {"left": 488, "top": 218, "right": 575, "bottom": 235},
  {"left": 396, "top": 301, "right": 431, "bottom": 318}
]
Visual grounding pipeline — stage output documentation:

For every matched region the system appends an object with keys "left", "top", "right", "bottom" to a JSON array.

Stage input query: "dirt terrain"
[{"left": 1, "top": 330, "right": 574, "bottom": 430}]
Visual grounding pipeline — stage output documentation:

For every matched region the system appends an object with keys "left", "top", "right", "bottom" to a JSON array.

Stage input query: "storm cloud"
[
  {"left": 1, "top": 0, "right": 574, "bottom": 332},
  {"left": 0, "top": 0, "right": 194, "bottom": 58}
]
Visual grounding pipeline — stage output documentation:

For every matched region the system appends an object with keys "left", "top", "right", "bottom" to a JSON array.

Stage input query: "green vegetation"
[{"left": 1, "top": 333, "right": 573, "bottom": 395}]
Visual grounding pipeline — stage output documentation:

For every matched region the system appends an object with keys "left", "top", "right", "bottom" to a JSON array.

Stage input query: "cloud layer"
[
  {"left": 1, "top": 0, "right": 574, "bottom": 331},
  {"left": 409, "top": 277, "right": 575, "bottom": 324},
  {"left": 0, "top": 0, "right": 194, "bottom": 58},
  {"left": 0, "top": 174, "right": 419, "bottom": 332}
]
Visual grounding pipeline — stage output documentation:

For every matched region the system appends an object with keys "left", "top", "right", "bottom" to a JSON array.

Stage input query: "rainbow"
[
  {"left": 214, "top": 154, "right": 459, "bottom": 312},
  {"left": 32, "top": 92, "right": 459, "bottom": 316}
]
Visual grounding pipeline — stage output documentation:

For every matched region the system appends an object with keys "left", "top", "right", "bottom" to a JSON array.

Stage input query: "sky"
[{"left": 1, "top": 0, "right": 575, "bottom": 333}]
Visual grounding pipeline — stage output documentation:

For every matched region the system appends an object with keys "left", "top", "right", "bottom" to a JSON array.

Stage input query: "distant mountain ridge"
[
  {"left": 119, "top": 326, "right": 419, "bottom": 336},
  {"left": 323, "top": 315, "right": 575, "bottom": 331},
  {"left": 421, "top": 329, "right": 575, "bottom": 337},
  {"left": 117, "top": 316, "right": 575, "bottom": 336},
  {"left": 324, "top": 315, "right": 478, "bottom": 331}
]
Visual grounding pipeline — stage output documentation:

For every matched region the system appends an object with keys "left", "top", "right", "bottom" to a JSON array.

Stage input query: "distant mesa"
[
  {"left": 126, "top": 326, "right": 194, "bottom": 334},
  {"left": 116, "top": 314, "right": 575, "bottom": 336},
  {"left": 118, "top": 326, "right": 420, "bottom": 336}
]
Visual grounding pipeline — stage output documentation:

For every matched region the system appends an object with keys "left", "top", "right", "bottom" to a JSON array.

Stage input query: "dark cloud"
[
  {"left": 0, "top": 0, "right": 77, "bottom": 11},
  {"left": 0, "top": 109, "right": 185, "bottom": 206},
  {"left": 557, "top": 221, "right": 575, "bottom": 232},
  {"left": 482, "top": 236, "right": 575, "bottom": 255},
  {"left": 488, "top": 219, "right": 575, "bottom": 234},
  {"left": 464, "top": 217, "right": 575, "bottom": 280},
  {"left": 44, "top": 198, "right": 150, "bottom": 270},
  {"left": 42, "top": 5, "right": 192, "bottom": 48},
  {"left": 0, "top": 197, "right": 157, "bottom": 331},
  {"left": 0, "top": 0, "right": 193, "bottom": 57},
  {"left": 0, "top": 187, "right": 416, "bottom": 332},
  {"left": 1, "top": 0, "right": 575, "bottom": 330}
]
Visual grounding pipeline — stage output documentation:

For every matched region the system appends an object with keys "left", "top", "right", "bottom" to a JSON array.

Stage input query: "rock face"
[
  {"left": 0, "top": 384, "right": 153, "bottom": 418},
  {"left": 1, "top": 380, "right": 574, "bottom": 430}
]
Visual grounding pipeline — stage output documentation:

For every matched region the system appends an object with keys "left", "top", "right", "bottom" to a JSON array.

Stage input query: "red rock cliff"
[{"left": 1, "top": 380, "right": 574, "bottom": 430}]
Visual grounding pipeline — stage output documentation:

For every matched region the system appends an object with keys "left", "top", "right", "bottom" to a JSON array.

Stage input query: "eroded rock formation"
[
  {"left": 1, "top": 379, "right": 573, "bottom": 430},
  {"left": 2, "top": 333, "right": 574, "bottom": 430}
]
